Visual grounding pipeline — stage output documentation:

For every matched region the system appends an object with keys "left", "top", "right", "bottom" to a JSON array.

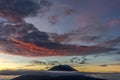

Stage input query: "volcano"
[
  {"left": 11, "top": 65, "right": 107, "bottom": 80},
  {"left": 49, "top": 65, "right": 77, "bottom": 71}
]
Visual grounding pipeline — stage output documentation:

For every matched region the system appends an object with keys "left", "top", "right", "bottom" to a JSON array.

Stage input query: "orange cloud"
[
  {"left": 10, "top": 38, "right": 58, "bottom": 56},
  {"left": 0, "top": 37, "right": 114, "bottom": 57}
]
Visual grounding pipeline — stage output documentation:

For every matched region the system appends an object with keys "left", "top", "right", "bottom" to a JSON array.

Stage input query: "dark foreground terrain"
[
  {"left": 12, "top": 65, "right": 107, "bottom": 80},
  {"left": 12, "top": 75, "right": 106, "bottom": 80}
]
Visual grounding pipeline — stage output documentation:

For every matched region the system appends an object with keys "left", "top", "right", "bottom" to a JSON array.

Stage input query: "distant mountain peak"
[{"left": 49, "top": 65, "right": 77, "bottom": 71}]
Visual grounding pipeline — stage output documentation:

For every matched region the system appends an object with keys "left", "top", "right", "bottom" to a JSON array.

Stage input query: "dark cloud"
[
  {"left": 0, "top": 28, "right": 116, "bottom": 57},
  {"left": 49, "top": 32, "right": 75, "bottom": 43},
  {"left": 49, "top": 24, "right": 120, "bottom": 47},
  {"left": 79, "top": 57, "right": 91, "bottom": 64},
  {"left": 0, "top": 16, "right": 117, "bottom": 57},
  {"left": 31, "top": 57, "right": 91, "bottom": 67},
  {"left": 0, "top": 0, "right": 50, "bottom": 19},
  {"left": 47, "top": 61, "right": 61, "bottom": 66},
  {"left": 97, "top": 37, "right": 120, "bottom": 48},
  {"left": 100, "top": 65, "right": 108, "bottom": 67},
  {"left": 31, "top": 61, "right": 47, "bottom": 66},
  {"left": 31, "top": 60, "right": 61, "bottom": 66},
  {"left": 0, "top": 0, "right": 118, "bottom": 57},
  {"left": 70, "top": 57, "right": 79, "bottom": 63},
  {"left": 39, "top": 0, "right": 52, "bottom": 15},
  {"left": 70, "top": 57, "right": 91, "bottom": 64},
  {"left": 49, "top": 30, "right": 102, "bottom": 44},
  {"left": 64, "top": 8, "right": 75, "bottom": 16},
  {"left": 0, "top": 0, "right": 39, "bottom": 17},
  {"left": 8, "top": 38, "right": 117, "bottom": 56},
  {"left": 80, "top": 36, "right": 101, "bottom": 43},
  {"left": 47, "top": 8, "right": 75, "bottom": 25},
  {"left": 100, "top": 63, "right": 120, "bottom": 67}
]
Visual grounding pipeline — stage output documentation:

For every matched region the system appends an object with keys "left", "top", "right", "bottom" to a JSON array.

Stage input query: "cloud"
[
  {"left": 49, "top": 17, "right": 120, "bottom": 46},
  {"left": 78, "top": 36, "right": 101, "bottom": 43},
  {"left": 0, "top": 21, "right": 115, "bottom": 57},
  {"left": 0, "top": 0, "right": 51, "bottom": 22},
  {"left": 0, "top": 0, "right": 38, "bottom": 17},
  {"left": 0, "top": 33, "right": 116, "bottom": 57},
  {"left": 100, "top": 63, "right": 120, "bottom": 67},
  {"left": 31, "top": 57, "right": 91, "bottom": 67},
  {"left": 31, "top": 61, "right": 48, "bottom": 66},
  {"left": 47, "top": 3, "right": 75, "bottom": 25},
  {"left": 49, "top": 30, "right": 102, "bottom": 44},
  {"left": 78, "top": 57, "right": 91, "bottom": 64},
  {"left": 70, "top": 57, "right": 91, "bottom": 64},
  {"left": 0, "top": 0, "right": 118, "bottom": 57},
  {"left": 64, "top": 8, "right": 75, "bottom": 16},
  {"left": 31, "top": 60, "right": 61, "bottom": 66},
  {"left": 97, "top": 37, "right": 120, "bottom": 48},
  {"left": 100, "top": 65, "right": 108, "bottom": 67},
  {"left": 53, "top": 0, "right": 120, "bottom": 45}
]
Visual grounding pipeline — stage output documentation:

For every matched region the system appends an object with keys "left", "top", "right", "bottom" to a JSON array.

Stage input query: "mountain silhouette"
[
  {"left": 49, "top": 65, "right": 77, "bottom": 71},
  {"left": 12, "top": 65, "right": 107, "bottom": 80},
  {"left": 12, "top": 75, "right": 106, "bottom": 80}
]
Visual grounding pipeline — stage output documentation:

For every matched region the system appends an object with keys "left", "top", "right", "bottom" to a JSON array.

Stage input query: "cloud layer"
[
  {"left": 0, "top": 0, "right": 118, "bottom": 57},
  {"left": 0, "top": 24, "right": 116, "bottom": 57}
]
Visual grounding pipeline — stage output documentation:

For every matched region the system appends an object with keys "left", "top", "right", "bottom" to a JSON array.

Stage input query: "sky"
[{"left": 0, "top": 0, "right": 120, "bottom": 73}]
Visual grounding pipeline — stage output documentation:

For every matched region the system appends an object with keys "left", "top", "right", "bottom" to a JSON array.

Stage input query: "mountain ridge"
[
  {"left": 49, "top": 65, "right": 77, "bottom": 71},
  {"left": 12, "top": 65, "right": 107, "bottom": 80}
]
